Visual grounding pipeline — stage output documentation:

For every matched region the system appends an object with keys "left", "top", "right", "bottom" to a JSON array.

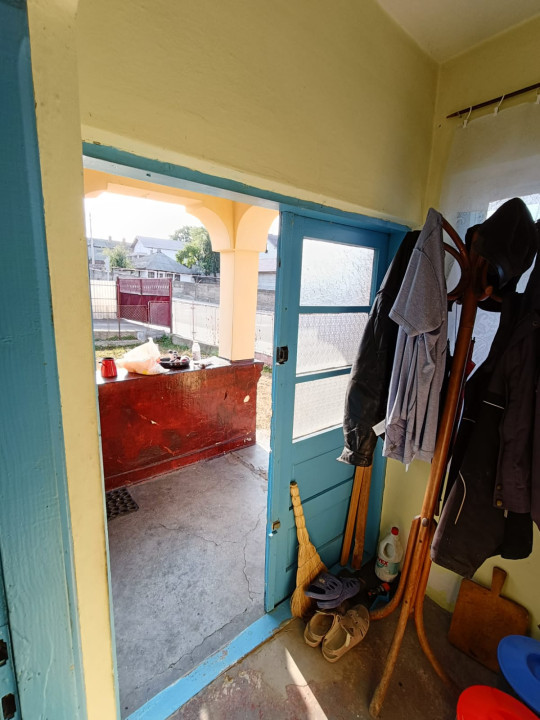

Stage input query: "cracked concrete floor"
[{"left": 107, "top": 445, "right": 269, "bottom": 718}]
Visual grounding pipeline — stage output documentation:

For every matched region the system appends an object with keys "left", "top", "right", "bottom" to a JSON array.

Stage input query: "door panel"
[{"left": 265, "top": 213, "right": 390, "bottom": 610}]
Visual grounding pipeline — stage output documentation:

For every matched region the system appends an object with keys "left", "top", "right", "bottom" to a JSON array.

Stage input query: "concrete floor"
[
  {"left": 171, "top": 597, "right": 501, "bottom": 720},
  {"left": 108, "top": 445, "right": 503, "bottom": 720},
  {"left": 107, "top": 444, "right": 269, "bottom": 717}
]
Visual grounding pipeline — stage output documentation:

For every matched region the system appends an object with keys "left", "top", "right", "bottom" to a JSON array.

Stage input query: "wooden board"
[{"left": 448, "top": 567, "right": 529, "bottom": 672}]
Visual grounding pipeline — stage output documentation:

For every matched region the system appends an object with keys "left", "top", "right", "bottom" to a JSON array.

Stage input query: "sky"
[{"left": 84, "top": 192, "right": 201, "bottom": 242}]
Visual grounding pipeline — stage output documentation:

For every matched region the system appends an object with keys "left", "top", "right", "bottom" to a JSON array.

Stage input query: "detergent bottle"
[{"left": 375, "top": 527, "right": 403, "bottom": 582}]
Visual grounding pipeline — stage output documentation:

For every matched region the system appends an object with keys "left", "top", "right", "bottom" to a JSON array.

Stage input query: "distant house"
[
  {"left": 258, "top": 233, "right": 277, "bottom": 290},
  {"left": 132, "top": 250, "right": 196, "bottom": 281},
  {"left": 87, "top": 237, "right": 126, "bottom": 265},
  {"left": 131, "top": 235, "right": 185, "bottom": 260}
]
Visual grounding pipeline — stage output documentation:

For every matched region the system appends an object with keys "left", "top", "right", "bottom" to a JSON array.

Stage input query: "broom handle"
[
  {"left": 340, "top": 466, "right": 363, "bottom": 565},
  {"left": 290, "top": 481, "right": 306, "bottom": 531},
  {"left": 352, "top": 464, "right": 373, "bottom": 569}
]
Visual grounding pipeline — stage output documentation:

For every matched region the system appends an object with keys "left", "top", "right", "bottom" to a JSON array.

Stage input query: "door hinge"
[
  {"left": 0, "top": 628, "right": 19, "bottom": 720},
  {"left": 276, "top": 346, "right": 288, "bottom": 364}
]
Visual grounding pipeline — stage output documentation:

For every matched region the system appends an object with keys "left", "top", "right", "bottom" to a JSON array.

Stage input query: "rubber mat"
[{"left": 106, "top": 487, "right": 139, "bottom": 521}]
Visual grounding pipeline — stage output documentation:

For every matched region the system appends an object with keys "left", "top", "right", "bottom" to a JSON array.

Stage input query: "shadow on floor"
[{"left": 107, "top": 444, "right": 269, "bottom": 717}]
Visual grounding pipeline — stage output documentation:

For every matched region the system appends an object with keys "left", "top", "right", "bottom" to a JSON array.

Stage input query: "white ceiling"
[{"left": 376, "top": 0, "right": 540, "bottom": 63}]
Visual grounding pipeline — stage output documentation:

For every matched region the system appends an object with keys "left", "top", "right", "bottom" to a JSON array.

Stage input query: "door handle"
[{"left": 276, "top": 346, "right": 288, "bottom": 364}]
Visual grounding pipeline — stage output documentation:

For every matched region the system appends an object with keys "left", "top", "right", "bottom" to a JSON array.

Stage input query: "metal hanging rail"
[{"left": 446, "top": 81, "right": 540, "bottom": 119}]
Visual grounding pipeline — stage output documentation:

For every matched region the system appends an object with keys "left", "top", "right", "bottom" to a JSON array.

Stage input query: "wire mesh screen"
[
  {"left": 149, "top": 301, "right": 170, "bottom": 327},
  {"left": 118, "top": 305, "right": 148, "bottom": 323},
  {"left": 172, "top": 299, "right": 273, "bottom": 360}
]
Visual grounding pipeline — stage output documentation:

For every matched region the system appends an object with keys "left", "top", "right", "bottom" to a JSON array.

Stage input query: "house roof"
[
  {"left": 132, "top": 251, "right": 194, "bottom": 273},
  {"left": 132, "top": 235, "right": 185, "bottom": 252},
  {"left": 87, "top": 237, "right": 127, "bottom": 263},
  {"left": 87, "top": 237, "right": 120, "bottom": 249},
  {"left": 267, "top": 233, "right": 278, "bottom": 250}
]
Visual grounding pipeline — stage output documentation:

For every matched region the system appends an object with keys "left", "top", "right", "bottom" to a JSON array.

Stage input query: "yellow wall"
[
  {"left": 76, "top": 0, "right": 437, "bottom": 228},
  {"left": 383, "top": 19, "right": 540, "bottom": 641},
  {"left": 26, "top": 1, "right": 118, "bottom": 717}
]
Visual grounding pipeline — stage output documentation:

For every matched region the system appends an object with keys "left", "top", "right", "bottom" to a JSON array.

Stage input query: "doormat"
[{"left": 106, "top": 487, "right": 139, "bottom": 521}]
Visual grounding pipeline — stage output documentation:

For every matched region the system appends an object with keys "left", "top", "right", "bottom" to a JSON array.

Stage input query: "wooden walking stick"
[
  {"left": 290, "top": 480, "right": 326, "bottom": 618},
  {"left": 340, "top": 466, "right": 364, "bottom": 566},
  {"left": 351, "top": 464, "right": 373, "bottom": 569}
]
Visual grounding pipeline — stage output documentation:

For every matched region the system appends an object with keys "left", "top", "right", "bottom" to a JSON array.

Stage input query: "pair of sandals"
[
  {"left": 304, "top": 571, "right": 361, "bottom": 610},
  {"left": 304, "top": 604, "right": 370, "bottom": 662}
]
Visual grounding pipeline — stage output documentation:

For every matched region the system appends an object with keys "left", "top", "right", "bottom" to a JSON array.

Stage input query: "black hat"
[{"left": 474, "top": 198, "right": 537, "bottom": 289}]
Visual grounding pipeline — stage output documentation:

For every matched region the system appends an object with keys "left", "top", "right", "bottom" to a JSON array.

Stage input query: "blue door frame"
[
  {"left": 0, "top": 2, "right": 86, "bottom": 717},
  {"left": 79, "top": 146, "right": 408, "bottom": 718}
]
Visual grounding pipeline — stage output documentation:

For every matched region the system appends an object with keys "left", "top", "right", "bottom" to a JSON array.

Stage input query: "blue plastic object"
[{"left": 497, "top": 635, "right": 540, "bottom": 715}]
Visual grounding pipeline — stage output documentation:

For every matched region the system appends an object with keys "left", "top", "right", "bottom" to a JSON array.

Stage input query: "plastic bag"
[{"left": 116, "top": 337, "right": 168, "bottom": 375}]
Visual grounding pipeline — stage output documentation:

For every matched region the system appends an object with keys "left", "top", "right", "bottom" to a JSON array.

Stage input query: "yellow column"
[
  {"left": 219, "top": 249, "right": 261, "bottom": 361},
  {"left": 218, "top": 205, "right": 277, "bottom": 361}
]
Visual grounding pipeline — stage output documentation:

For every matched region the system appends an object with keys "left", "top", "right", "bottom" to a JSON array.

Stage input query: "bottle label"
[{"left": 375, "top": 557, "right": 400, "bottom": 580}]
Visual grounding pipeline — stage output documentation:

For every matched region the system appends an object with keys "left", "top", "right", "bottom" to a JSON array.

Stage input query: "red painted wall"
[{"left": 98, "top": 361, "right": 263, "bottom": 490}]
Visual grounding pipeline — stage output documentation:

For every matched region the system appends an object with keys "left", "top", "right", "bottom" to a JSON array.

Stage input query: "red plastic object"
[
  {"left": 100, "top": 357, "right": 117, "bottom": 378},
  {"left": 457, "top": 686, "right": 538, "bottom": 720}
]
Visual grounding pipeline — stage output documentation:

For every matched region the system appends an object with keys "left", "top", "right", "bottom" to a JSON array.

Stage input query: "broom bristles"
[
  {"left": 291, "top": 555, "right": 327, "bottom": 618},
  {"left": 290, "top": 481, "right": 326, "bottom": 618}
]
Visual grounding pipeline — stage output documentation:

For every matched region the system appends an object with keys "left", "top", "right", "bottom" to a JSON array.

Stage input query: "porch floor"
[
  {"left": 109, "top": 445, "right": 502, "bottom": 720},
  {"left": 170, "top": 596, "right": 501, "bottom": 720},
  {"left": 107, "top": 444, "right": 269, "bottom": 718}
]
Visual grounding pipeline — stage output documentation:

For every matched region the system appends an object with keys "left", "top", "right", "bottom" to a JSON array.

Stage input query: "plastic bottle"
[
  {"left": 366, "top": 581, "right": 391, "bottom": 601},
  {"left": 192, "top": 341, "right": 201, "bottom": 362},
  {"left": 374, "top": 527, "right": 403, "bottom": 582}
]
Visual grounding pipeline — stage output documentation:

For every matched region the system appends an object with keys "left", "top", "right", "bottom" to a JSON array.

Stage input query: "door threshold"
[{"left": 126, "top": 602, "right": 292, "bottom": 720}]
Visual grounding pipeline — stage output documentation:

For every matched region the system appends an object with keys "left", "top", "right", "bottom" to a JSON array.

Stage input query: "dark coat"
[
  {"left": 339, "top": 231, "right": 419, "bottom": 466},
  {"left": 432, "top": 230, "right": 540, "bottom": 577}
]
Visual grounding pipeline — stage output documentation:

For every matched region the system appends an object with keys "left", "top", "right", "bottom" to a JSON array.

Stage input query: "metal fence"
[
  {"left": 90, "top": 280, "right": 274, "bottom": 357},
  {"left": 171, "top": 298, "right": 274, "bottom": 361}
]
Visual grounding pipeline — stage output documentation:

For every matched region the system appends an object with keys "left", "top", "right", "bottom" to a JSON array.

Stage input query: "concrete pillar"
[
  {"left": 218, "top": 248, "right": 261, "bottom": 361},
  {"left": 218, "top": 205, "right": 277, "bottom": 361}
]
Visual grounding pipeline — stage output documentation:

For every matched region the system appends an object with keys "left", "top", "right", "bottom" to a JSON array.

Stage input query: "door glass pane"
[
  {"left": 300, "top": 239, "right": 374, "bottom": 306},
  {"left": 293, "top": 374, "right": 350, "bottom": 439},
  {"left": 296, "top": 313, "right": 368, "bottom": 374}
]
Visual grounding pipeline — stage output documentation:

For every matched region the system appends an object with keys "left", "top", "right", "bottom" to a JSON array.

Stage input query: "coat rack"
[{"left": 368, "top": 219, "right": 493, "bottom": 717}]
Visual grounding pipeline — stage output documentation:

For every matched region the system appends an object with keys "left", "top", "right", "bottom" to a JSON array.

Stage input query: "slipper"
[
  {"left": 304, "top": 572, "right": 343, "bottom": 601},
  {"left": 304, "top": 611, "right": 339, "bottom": 647},
  {"left": 316, "top": 577, "right": 361, "bottom": 610},
  {"left": 321, "top": 604, "right": 370, "bottom": 662}
]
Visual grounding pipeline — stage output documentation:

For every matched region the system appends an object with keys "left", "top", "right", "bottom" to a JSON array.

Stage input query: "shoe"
[
  {"left": 321, "top": 604, "right": 370, "bottom": 662},
  {"left": 304, "top": 611, "right": 339, "bottom": 647},
  {"left": 304, "top": 572, "right": 343, "bottom": 602},
  {"left": 316, "top": 577, "right": 361, "bottom": 610}
]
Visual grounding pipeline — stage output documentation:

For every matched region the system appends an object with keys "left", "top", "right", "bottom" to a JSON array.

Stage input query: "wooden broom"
[{"left": 290, "top": 481, "right": 326, "bottom": 618}]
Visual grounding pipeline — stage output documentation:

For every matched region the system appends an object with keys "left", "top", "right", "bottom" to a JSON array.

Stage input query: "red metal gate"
[{"left": 116, "top": 278, "right": 172, "bottom": 330}]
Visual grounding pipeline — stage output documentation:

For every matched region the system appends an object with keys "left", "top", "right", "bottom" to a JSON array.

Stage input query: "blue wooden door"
[{"left": 265, "top": 213, "right": 391, "bottom": 611}]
